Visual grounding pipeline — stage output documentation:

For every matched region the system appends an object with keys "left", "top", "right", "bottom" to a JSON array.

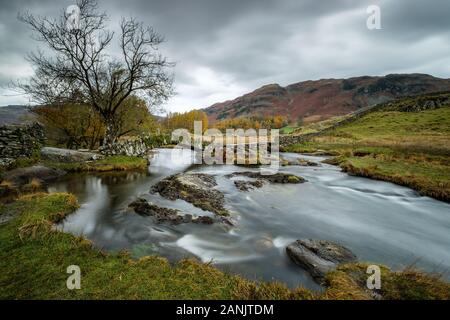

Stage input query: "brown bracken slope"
[{"left": 203, "top": 73, "right": 450, "bottom": 124}]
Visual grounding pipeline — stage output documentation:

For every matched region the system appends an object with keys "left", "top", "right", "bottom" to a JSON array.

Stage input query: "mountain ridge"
[{"left": 203, "top": 73, "right": 450, "bottom": 124}]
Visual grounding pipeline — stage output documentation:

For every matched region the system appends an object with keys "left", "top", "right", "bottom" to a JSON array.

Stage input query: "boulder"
[
  {"left": 226, "top": 171, "right": 306, "bottom": 191},
  {"left": 234, "top": 180, "right": 265, "bottom": 191},
  {"left": 286, "top": 239, "right": 357, "bottom": 281},
  {"left": 41, "top": 147, "right": 104, "bottom": 163},
  {"left": 2, "top": 165, "right": 66, "bottom": 186},
  {"left": 129, "top": 198, "right": 215, "bottom": 225},
  {"left": 281, "top": 157, "right": 320, "bottom": 167},
  {"left": 192, "top": 216, "right": 214, "bottom": 224},
  {"left": 151, "top": 173, "right": 229, "bottom": 216}
]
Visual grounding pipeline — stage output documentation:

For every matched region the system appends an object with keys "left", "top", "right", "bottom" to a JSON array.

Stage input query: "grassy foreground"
[
  {"left": 283, "top": 102, "right": 450, "bottom": 202},
  {"left": 0, "top": 193, "right": 449, "bottom": 300}
]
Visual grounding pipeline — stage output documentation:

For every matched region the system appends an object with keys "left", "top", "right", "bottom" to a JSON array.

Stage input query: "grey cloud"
[{"left": 0, "top": 0, "right": 449, "bottom": 111}]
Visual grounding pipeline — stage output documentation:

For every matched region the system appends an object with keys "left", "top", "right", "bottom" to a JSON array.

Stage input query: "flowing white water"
[{"left": 50, "top": 149, "right": 450, "bottom": 290}]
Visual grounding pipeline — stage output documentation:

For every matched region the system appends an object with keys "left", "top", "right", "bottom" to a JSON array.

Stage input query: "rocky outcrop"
[
  {"left": 286, "top": 239, "right": 357, "bottom": 281},
  {"left": 129, "top": 198, "right": 214, "bottom": 225},
  {"left": 226, "top": 171, "right": 305, "bottom": 191},
  {"left": 0, "top": 123, "right": 45, "bottom": 167},
  {"left": 151, "top": 173, "right": 229, "bottom": 216},
  {"left": 3, "top": 165, "right": 66, "bottom": 185},
  {"left": 41, "top": 147, "right": 104, "bottom": 163}
]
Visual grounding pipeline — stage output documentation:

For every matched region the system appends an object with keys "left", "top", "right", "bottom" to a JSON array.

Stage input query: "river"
[{"left": 48, "top": 148, "right": 450, "bottom": 290}]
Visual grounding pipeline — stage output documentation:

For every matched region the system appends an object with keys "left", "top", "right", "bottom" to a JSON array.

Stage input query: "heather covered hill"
[{"left": 204, "top": 74, "right": 450, "bottom": 124}]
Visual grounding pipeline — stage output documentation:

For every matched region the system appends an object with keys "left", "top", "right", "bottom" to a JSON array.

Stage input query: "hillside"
[
  {"left": 204, "top": 74, "right": 450, "bottom": 124},
  {"left": 0, "top": 105, "right": 35, "bottom": 125},
  {"left": 283, "top": 92, "right": 450, "bottom": 202}
]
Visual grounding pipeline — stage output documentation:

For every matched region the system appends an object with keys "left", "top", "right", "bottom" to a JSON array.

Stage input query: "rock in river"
[
  {"left": 151, "top": 173, "right": 229, "bottom": 216},
  {"left": 281, "top": 157, "right": 320, "bottom": 167},
  {"left": 2, "top": 165, "right": 66, "bottom": 186},
  {"left": 286, "top": 239, "right": 357, "bottom": 281},
  {"left": 226, "top": 171, "right": 306, "bottom": 191},
  {"left": 129, "top": 198, "right": 215, "bottom": 225},
  {"left": 233, "top": 180, "right": 265, "bottom": 191}
]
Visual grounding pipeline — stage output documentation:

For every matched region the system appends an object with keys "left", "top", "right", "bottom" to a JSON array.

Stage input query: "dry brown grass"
[
  {"left": 321, "top": 271, "right": 372, "bottom": 300},
  {"left": 232, "top": 279, "right": 317, "bottom": 300},
  {"left": 22, "top": 178, "right": 42, "bottom": 193},
  {"left": 381, "top": 268, "right": 450, "bottom": 300}
]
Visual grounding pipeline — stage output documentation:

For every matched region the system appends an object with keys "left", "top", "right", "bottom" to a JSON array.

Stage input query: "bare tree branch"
[{"left": 16, "top": 0, "right": 173, "bottom": 148}]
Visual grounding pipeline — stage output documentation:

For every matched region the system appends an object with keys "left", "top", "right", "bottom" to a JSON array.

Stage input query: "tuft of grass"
[
  {"left": 381, "top": 268, "right": 450, "bottom": 300},
  {"left": 22, "top": 178, "right": 43, "bottom": 193},
  {"left": 0, "top": 179, "right": 16, "bottom": 190},
  {"left": 321, "top": 270, "right": 372, "bottom": 300},
  {"left": 0, "top": 180, "right": 19, "bottom": 200},
  {"left": 321, "top": 263, "right": 450, "bottom": 300},
  {"left": 232, "top": 279, "right": 317, "bottom": 300}
]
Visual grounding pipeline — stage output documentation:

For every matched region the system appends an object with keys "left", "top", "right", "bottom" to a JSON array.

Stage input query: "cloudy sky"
[{"left": 1, "top": 0, "right": 450, "bottom": 112}]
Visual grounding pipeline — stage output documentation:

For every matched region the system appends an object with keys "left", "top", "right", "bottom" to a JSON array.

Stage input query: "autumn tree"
[
  {"left": 18, "top": 0, "right": 173, "bottom": 150},
  {"left": 213, "top": 115, "right": 287, "bottom": 131},
  {"left": 34, "top": 96, "right": 156, "bottom": 149},
  {"left": 33, "top": 103, "right": 103, "bottom": 149},
  {"left": 165, "top": 110, "right": 208, "bottom": 133}
]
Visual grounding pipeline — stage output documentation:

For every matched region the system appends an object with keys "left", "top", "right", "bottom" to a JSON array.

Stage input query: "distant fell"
[{"left": 203, "top": 74, "right": 450, "bottom": 123}]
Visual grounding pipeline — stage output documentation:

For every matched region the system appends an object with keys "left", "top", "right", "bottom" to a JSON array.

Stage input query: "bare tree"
[{"left": 17, "top": 0, "right": 173, "bottom": 149}]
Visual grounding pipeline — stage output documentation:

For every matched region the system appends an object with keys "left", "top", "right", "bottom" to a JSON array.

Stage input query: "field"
[{"left": 283, "top": 94, "right": 450, "bottom": 202}]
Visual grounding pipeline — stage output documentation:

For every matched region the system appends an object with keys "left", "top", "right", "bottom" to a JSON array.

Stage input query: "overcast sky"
[{"left": 1, "top": 0, "right": 450, "bottom": 112}]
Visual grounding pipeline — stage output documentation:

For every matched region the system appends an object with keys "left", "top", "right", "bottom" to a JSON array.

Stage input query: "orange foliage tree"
[
  {"left": 34, "top": 96, "right": 157, "bottom": 149},
  {"left": 213, "top": 115, "right": 288, "bottom": 131},
  {"left": 164, "top": 110, "right": 208, "bottom": 133}
]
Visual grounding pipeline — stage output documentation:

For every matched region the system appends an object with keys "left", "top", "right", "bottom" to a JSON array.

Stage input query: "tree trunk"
[{"left": 103, "top": 118, "right": 117, "bottom": 152}]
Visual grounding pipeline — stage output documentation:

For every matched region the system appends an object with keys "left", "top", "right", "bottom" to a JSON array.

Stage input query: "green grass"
[
  {"left": 292, "top": 115, "right": 350, "bottom": 135},
  {"left": 280, "top": 126, "right": 297, "bottom": 134},
  {"left": 43, "top": 156, "right": 149, "bottom": 173},
  {"left": 0, "top": 193, "right": 307, "bottom": 299},
  {"left": 340, "top": 155, "right": 450, "bottom": 201},
  {"left": 1, "top": 193, "right": 449, "bottom": 300},
  {"left": 283, "top": 100, "right": 450, "bottom": 202},
  {"left": 331, "top": 109, "right": 450, "bottom": 150}
]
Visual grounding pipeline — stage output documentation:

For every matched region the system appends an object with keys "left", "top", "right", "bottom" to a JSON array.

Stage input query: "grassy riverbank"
[
  {"left": 0, "top": 156, "right": 149, "bottom": 202},
  {"left": 43, "top": 155, "right": 149, "bottom": 173},
  {"left": 1, "top": 193, "right": 449, "bottom": 300},
  {"left": 283, "top": 101, "right": 450, "bottom": 202}
]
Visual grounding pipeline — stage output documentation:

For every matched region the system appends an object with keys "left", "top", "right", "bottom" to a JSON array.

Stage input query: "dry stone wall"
[{"left": 0, "top": 123, "right": 45, "bottom": 167}]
